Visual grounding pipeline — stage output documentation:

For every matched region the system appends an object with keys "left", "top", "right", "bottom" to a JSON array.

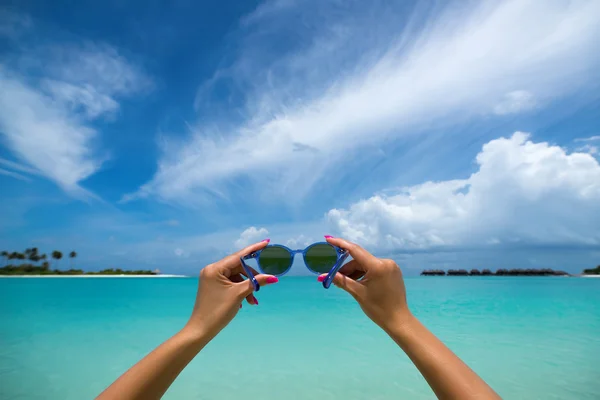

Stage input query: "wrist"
[
  {"left": 180, "top": 323, "right": 212, "bottom": 350},
  {"left": 383, "top": 311, "right": 419, "bottom": 340}
]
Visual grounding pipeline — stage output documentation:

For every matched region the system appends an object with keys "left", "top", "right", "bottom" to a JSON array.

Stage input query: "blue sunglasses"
[{"left": 240, "top": 242, "right": 350, "bottom": 291}]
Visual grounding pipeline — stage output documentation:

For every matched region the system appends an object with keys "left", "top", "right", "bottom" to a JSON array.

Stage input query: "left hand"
[{"left": 184, "top": 240, "right": 278, "bottom": 341}]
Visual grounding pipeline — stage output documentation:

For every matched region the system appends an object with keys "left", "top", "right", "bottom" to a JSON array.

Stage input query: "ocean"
[{"left": 1, "top": 276, "right": 598, "bottom": 399}]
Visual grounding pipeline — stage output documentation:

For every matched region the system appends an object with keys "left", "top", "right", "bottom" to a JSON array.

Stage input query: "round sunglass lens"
[
  {"left": 304, "top": 244, "right": 338, "bottom": 274},
  {"left": 258, "top": 246, "right": 293, "bottom": 276}
]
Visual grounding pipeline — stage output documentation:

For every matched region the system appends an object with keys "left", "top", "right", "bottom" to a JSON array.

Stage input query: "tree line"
[
  {"left": 1, "top": 248, "right": 75, "bottom": 268},
  {"left": 421, "top": 266, "right": 599, "bottom": 276},
  {"left": 0, "top": 248, "right": 156, "bottom": 275},
  {"left": 421, "top": 268, "right": 570, "bottom": 276}
]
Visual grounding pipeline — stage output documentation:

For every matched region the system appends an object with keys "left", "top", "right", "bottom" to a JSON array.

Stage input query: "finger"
[
  {"left": 236, "top": 239, "right": 271, "bottom": 258},
  {"left": 318, "top": 272, "right": 362, "bottom": 298},
  {"left": 228, "top": 264, "right": 260, "bottom": 279},
  {"left": 219, "top": 240, "right": 270, "bottom": 276},
  {"left": 230, "top": 273, "right": 259, "bottom": 305},
  {"left": 324, "top": 236, "right": 378, "bottom": 268},
  {"left": 348, "top": 270, "right": 365, "bottom": 281},
  {"left": 338, "top": 259, "right": 366, "bottom": 277},
  {"left": 237, "top": 273, "right": 279, "bottom": 298}
]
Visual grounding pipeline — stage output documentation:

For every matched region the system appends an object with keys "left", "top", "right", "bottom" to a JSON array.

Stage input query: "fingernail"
[
  {"left": 262, "top": 238, "right": 270, "bottom": 243},
  {"left": 254, "top": 298, "right": 259, "bottom": 305},
  {"left": 239, "top": 304, "right": 242, "bottom": 309},
  {"left": 266, "top": 276, "right": 278, "bottom": 284},
  {"left": 317, "top": 275, "right": 326, "bottom": 282},
  {"left": 324, "top": 235, "right": 334, "bottom": 239}
]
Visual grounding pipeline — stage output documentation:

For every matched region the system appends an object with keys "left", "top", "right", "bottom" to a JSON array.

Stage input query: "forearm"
[
  {"left": 387, "top": 316, "right": 500, "bottom": 400},
  {"left": 97, "top": 327, "right": 209, "bottom": 400}
]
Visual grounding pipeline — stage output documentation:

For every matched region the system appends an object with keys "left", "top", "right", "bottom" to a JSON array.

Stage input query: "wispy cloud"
[
  {"left": 0, "top": 157, "right": 40, "bottom": 176},
  {"left": 575, "top": 135, "right": 600, "bottom": 142},
  {"left": 327, "top": 132, "right": 600, "bottom": 252},
  {"left": 493, "top": 90, "right": 537, "bottom": 115},
  {"left": 131, "top": 0, "right": 600, "bottom": 206},
  {"left": 0, "top": 168, "right": 31, "bottom": 182},
  {"left": 576, "top": 144, "right": 598, "bottom": 155},
  {"left": 0, "top": 8, "right": 32, "bottom": 38},
  {"left": 0, "top": 35, "right": 151, "bottom": 198}
]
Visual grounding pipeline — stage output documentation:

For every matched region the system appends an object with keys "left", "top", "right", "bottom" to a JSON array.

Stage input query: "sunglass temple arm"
[
  {"left": 323, "top": 249, "right": 350, "bottom": 289},
  {"left": 240, "top": 252, "right": 260, "bottom": 292}
]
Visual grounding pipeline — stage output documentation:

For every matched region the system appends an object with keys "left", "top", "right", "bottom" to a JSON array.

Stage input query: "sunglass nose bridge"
[{"left": 290, "top": 249, "right": 304, "bottom": 255}]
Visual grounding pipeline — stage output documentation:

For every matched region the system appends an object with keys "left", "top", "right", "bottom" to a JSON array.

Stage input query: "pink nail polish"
[
  {"left": 317, "top": 275, "right": 326, "bottom": 282},
  {"left": 266, "top": 276, "right": 279, "bottom": 284},
  {"left": 262, "top": 238, "right": 271, "bottom": 243},
  {"left": 254, "top": 298, "right": 259, "bottom": 305},
  {"left": 239, "top": 304, "right": 242, "bottom": 309},
  {"left": 324, "top": 235, "right": 334, "bottom": 239}
]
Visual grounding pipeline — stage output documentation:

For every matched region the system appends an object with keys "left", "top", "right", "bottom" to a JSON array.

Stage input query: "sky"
[{"left": 0, "top": 0, "right": 599, "bottom": 275}]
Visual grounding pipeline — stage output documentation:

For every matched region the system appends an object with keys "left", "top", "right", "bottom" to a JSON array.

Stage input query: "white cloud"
[
  {"left": 576, "top": 144, "right": 598, "bottom": 155},
  {"left": 130, "top": 0, "right": 600, "bottom": 205},
  {"left": 327, "top": 132, "right": 600, "bottom": 251},
  {"left": 42, "top": 80, "right": 119, "bottom": 119},
  {"left": 575, "top": 135, "right": 600, "bottom": 142},
  {"left": 0, "top": 168, "right": 31, "bottom": 182},
  {"left": 0, "top": 157, "right": 40, "bottom": 176},
  {"left": 0, "top": 41, "right": 151, "bottom": 197},
  {"left": 285, "top": 234, "right": 313, "bottom": 249},
  {"left": 240, "top": 0, "right": 294, "bottom": 27},
  {"left": 174, "top": 248, "right": 186, "bottom": 257},
  {"left": 234, "top": 226, "right": 269, "bottom": 248},
  {"left": 493, "top": 90, "right": 537, "bottom": 115},
  {"left": 0, "top": 74, "right": 102, "bottom": 197},
  {"left": 38, "top": 43, "right": 153, "bottom": 96}
]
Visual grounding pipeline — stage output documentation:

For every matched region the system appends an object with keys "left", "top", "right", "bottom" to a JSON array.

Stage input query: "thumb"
[
  {"left": 319, "top": 273, "right": 362, "bottom": 299},
  {"left": 238, "top": 274, "right": 279, "bottom": 297}
]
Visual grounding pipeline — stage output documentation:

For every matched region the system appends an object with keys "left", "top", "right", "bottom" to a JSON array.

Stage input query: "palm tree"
[
  {"left": 28, "top": 248, "right": 40, "bottom": 264},
  {"left": 51, "top": 251, "right": 63, "bottom": 269},
  {"left": 69, "top": 251, "right": 77, "bottom": 269},
  {"left": 1, "top": 251, "right": 8, "bottom": 267}
]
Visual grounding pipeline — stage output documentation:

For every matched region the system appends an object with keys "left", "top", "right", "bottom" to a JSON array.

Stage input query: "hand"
[
  {"left": 319, "top": 236, "right": 413, "bottom": 332},
  {"left": 185, "top": 240, "right": 278, "bottom": 341}
]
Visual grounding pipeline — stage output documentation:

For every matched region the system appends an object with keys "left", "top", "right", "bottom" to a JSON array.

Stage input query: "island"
[
  {"left": 421, "top": 268, "right": 570, "bottom": 276},
  {"left": 0, "top": 248, "right": 158, "bottom": 276},
  {"left": 582, "top": 265, "right": 600, "bottom": 276}
]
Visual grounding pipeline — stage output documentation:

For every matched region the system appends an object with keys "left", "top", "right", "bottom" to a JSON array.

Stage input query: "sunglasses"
[{"left": 240, "top": 242, "right": 350, "bottom": 291}]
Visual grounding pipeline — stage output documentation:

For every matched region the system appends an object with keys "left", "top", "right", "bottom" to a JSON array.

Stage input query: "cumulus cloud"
[
  {"left": 285, "top": 234, "right": 313, "bottom": 249},
  {"left": 0, "top": 39, "right": 151, "bottom": 197},
  {"left": 327, "top": 133, "right": 600, "bottom": 251},
  {"left": 234, "top": 226, "right": 269, "bottom": 248},
  {"left": 129, "top": 0, "right": 600, "bottom": 205}
]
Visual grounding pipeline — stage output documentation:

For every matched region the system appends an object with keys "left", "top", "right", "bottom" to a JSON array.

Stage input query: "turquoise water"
[{"left": 1, "top": 277, "right": 599, "bottom": 399}]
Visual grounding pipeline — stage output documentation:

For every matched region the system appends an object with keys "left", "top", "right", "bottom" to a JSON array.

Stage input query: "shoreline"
[{"left": 0, "top": 274, "right": 189, "bottom": 278}]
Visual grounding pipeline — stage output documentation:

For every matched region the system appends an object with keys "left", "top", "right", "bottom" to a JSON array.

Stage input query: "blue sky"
[{"left": 1, "top": 0, "right": 599, "bottom": 275}]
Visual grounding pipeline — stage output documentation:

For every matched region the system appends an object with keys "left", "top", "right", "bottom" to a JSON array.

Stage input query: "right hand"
[{"left": 318, "top": 236, "right": 413, "bottom": 332}]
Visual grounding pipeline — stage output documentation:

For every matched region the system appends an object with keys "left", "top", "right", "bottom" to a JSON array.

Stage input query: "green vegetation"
[
  {"left": 0, "top": 248, "right": 156, "bottom": 276},
  {"left": 421, "top": 268, "right": 570, "bottom": 276},
  {"left": 583, "top": 265, "right": 600, "bottom": 275}
]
